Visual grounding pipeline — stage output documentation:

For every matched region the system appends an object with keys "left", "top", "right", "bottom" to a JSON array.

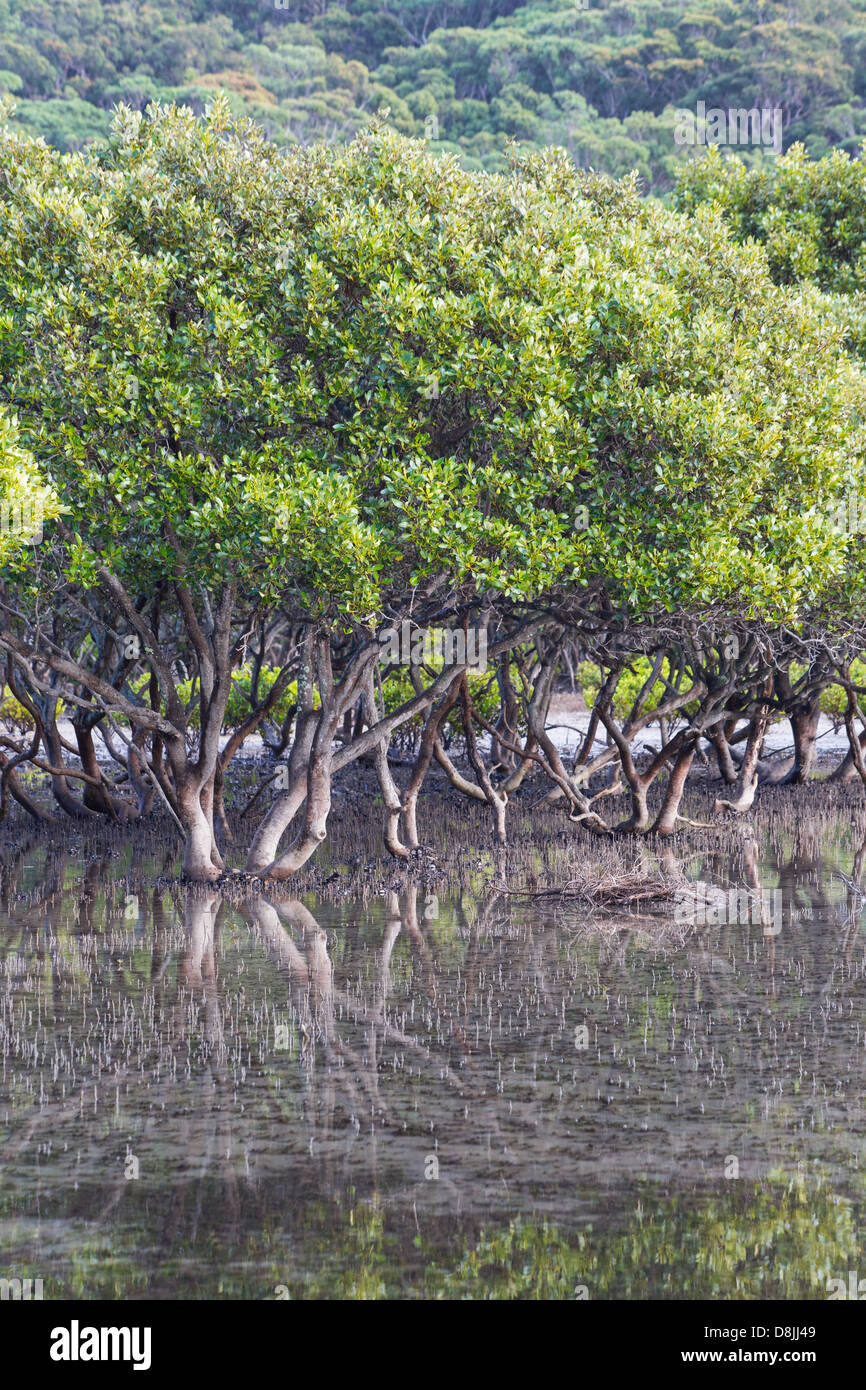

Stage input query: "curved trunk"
[
  {"left": 374, "top": 734, "right": 409, "bottom": 858},
  {"left": 199, "top": 771, "right": 226, "bottom": 871},
  {"left": 362, "top": 670, "right": 409, "bottom": 858},
  {"left": 778, "top": 698, "right": 821, "bottom": 784},
  {"left": 652, "top": 742, "right": 696, "bottom": 836},
  {"left": 433, "top": 740, "right": 487, "bottom": 802},
  {"left": 830, "top": 713, "right": 866, "bottom": 781},
  {"left": 620, "top": 783, "right": 650, "bottom": 833},
  {"left": 709, "top": 727, "right": 739, "bottom": 783},
  {"left": 245, "top": 633, "right": 319, "bottom": 873},
  {"left": 843, "top": 692, "right": 866, "bottom": 787},
  {"left": 461, "top": 676, "right": 508, "bottom": 846},
  {"left": 402, "top": 676, "right": 461, "bottom": 849},
  {"left": 179, "top": 797, "right": 223, "bottom": 882},
  {"left": 75, "top": 720, "right": 138, "bottom": 822},
  {"left": 0, "top": 752, "right": 53, "bottom": 824},
  {"left": 263, "top": 749, "right": 333, "bottom": 880},
  {"left": 42, "top": 706, "right": 98, "bottom": 820},
  {"left": 712, "top": 706, "right": 766, "bottom": 813},
  {"left": 170, "top": 752, "right": 224, "bottom": 885},
  {"left": 245, "top": 777, "right": 308, "bottom": 872},
  {"left": 261, "top": 637, "right": 376, "bottom": 880}
]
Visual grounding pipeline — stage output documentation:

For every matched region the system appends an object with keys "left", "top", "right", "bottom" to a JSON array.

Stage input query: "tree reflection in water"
[{"left": 1, "top": 826, "right": 866, "bottom": 1297}]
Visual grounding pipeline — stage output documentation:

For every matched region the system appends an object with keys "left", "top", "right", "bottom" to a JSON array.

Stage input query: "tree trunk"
[
  {"left": 259, "top": 638, "right": 376, "bottom": 880},
  {"left": 709, "top": 727, "right": 739, "bottom": 783},
  {"left": 364, "top": 671, "right": 409, "bottom": 858},
  {"left": 712, "top": 705, "right": 766, "bottom": 813},
  {"left": 177, "top": 776, "right": 223, "bottom": 883},
  {"left": 830, "top": 727, "right": 866, "bottom": 782},
  {"left": 843, "top": 688, "right": 866, "bottom": 787},
  {"left": 41, "top": 698, "right": 98, "bottom": 819},
  {"left": 461, "top": 676, "right": 508, "bottom": 846},
  {"left": 652, "top": 741, "right": 696, "bottom": 835},
  {"left": 779, "top": 697, "right": 821, "bottom": 784},
  {"left": 264, "top": 747, "right": 333, "bottom": 880},
  {"left": 402, "top": 677, "right": 461, "bottom": 849},
  {"left": 245, "top": 631, "right": 318, "bottom": 873}
]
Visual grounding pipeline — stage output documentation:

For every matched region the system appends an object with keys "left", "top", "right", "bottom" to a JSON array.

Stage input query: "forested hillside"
[{"left": 1, "top": 1, "right": 865, "bottom": 189}]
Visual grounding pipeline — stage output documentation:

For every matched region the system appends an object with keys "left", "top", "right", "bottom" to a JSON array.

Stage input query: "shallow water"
[{"left": 2, "top": 821, "right": 866, "bottom": 1300}]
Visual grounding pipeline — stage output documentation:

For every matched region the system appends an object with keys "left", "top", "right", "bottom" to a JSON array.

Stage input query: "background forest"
[{"left": 1, "top": 0, "right": 865, "bottom": 190}]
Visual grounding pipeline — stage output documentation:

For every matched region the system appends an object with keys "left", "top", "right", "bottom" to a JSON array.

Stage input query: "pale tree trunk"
[
  {"left": 652, "top": 740, "right": 697, "bottom": 836},
  {"left": 174, "top": 773, "right": 222, "bottom": 882},
  {"left": 713, "top": 699, "right": 768, "bottom": 814},
  {"left": 216, "top": 658, "right": 295, "bottom": 843},
  {"left": 94, "top": 553, "right": 236, "bottom": 882},
  {"left": 260, "top": 744, "right": 332, "bottom": 880},
  {"left": 248, "top": 615, "right": 549, "bottom": 875},
  {"left": 160, "top": 577, "right": 237, "bottom": 881},
  {"left": 245, "top": 630, "right": 318, "bottom": 873},
  {"left": 433, "top": 738, "right": 488, "bottom": 803},
  {"left": 363, "top": 669, "right": 409, "bottom": 858},
  {"left": 260, "top": 638, "right": 377, "bottom": 880},
  {"left": 843, "top": 685, "right": 866, "bottom": 787},
  {"left": 830, "top": 727, "right": 866, "bottom": 782}
]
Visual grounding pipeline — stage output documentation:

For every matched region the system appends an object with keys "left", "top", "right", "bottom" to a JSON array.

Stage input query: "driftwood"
[{"left": 503, "top": 869, "right": 679, "bottom": 908}]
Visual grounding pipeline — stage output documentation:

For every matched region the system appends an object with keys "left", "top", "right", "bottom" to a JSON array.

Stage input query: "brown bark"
[
  {"left": 401, "top": 676, "right": 462, "bottom": 849},
  {"left": 709, "top": 727, "right": 739, "bottom": 784},
  {"left": 652, "top": 740, "right": 697, "bottom": 835},
  {"left": 460, "top": 676, "right": 508, "bottom": 845}
]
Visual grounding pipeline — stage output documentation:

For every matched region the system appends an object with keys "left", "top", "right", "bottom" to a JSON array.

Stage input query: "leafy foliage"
[
  {"left": 3, "top": 2, "right": 866, "bottom": 189},
  {"left": 3, "top": 101, "right": 865, "bottom": 628}
]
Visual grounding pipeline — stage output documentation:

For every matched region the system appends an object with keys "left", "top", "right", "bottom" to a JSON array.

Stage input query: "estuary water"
[{"left": 2, "top": 819, "right": 866, "bottom": 1300}]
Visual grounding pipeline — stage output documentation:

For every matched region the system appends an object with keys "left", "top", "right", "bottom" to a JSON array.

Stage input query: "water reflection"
[{"left": 1, "top": 826, "right": 866, "bottom": 1298}]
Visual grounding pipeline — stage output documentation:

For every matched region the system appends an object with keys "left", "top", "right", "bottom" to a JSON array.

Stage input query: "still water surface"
[{"left": 2, "top": 822, "right": 866, "bottom": 1299}]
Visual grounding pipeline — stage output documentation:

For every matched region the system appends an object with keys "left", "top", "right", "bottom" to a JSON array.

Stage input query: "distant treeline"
[{"left": 3, "top": 0, "right": 866, "bottom": 188}]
